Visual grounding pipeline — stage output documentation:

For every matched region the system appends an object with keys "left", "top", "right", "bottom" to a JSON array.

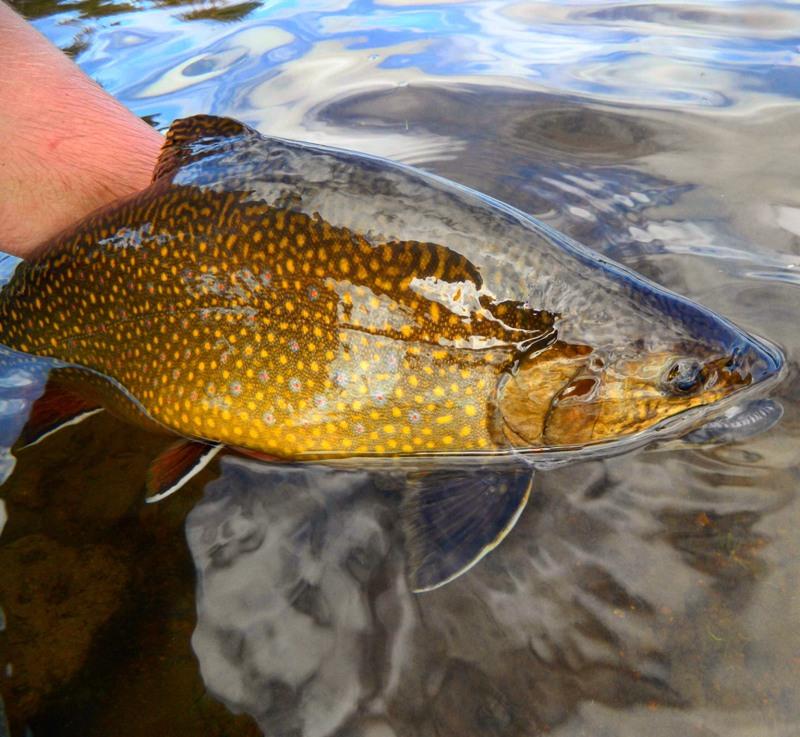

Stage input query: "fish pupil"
[{"left": 663, "top": 358, "right": 705, "bottom": 396}]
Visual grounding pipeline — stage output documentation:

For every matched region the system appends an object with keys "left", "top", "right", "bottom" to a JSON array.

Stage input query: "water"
[{"left": 1, "top": 0, "right": 799, "bottom": 735}]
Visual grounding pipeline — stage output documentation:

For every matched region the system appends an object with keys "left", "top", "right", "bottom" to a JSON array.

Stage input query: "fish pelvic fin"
[
  {"left": 402, "top": 465, "right": 533, "bottom": 593},
  {"left": 153, "top": 114, "right": 259, "bottom": 183},
  {"left": 19, "top": 383, "right": 104, "bottom": 449},
  {"left": 146, "top": 439, "right": 223, "bottom": 503}
]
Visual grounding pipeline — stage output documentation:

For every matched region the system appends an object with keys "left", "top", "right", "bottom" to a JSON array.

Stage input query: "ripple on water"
[{"left": 182, "top": 450, "right": 798, "bottom": 737}]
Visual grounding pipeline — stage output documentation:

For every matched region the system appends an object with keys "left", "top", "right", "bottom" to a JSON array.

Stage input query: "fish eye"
[{"left": 662, "top": 358, "right": 706, "bottom": 396}]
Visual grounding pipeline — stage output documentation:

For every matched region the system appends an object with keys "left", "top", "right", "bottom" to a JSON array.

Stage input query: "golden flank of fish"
[{"left": 0, "top": 115, "right": 784, "bottom": 591}]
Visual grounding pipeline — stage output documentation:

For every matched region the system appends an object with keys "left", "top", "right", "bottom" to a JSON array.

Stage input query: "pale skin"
[{"left": 0, "top": 1, "right": 163, "bottom": 259}]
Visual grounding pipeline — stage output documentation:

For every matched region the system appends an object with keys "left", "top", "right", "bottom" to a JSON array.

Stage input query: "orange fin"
[
  {"left": 19, "top": 385, "right": 103, "bottom": 449},
  {"left": 146, "top": 439, "right": 223, "bottom": 503},
  {"left": 153, "top": 115, "right": 258, "bottom": 182}
]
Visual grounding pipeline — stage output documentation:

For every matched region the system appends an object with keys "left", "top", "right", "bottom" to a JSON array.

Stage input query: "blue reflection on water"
[{"left": 29, "top": 0, "right": 800, "bottom": 128}]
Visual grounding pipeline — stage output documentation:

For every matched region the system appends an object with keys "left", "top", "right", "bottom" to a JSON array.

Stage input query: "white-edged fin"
[
  {"left": 18, "top": 379, "right": 105, "bottom": 450},
  {"left": 402, "top": 466, "right": 533, "bottom": 593},
  {"left": 21, "top": 408, "right": 104, "bottom": 450},
  {"left": 146, "top": 440, "right": 223, "bottom": 503}
]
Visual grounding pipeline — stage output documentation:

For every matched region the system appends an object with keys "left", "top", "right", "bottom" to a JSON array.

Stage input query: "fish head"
[{"left": 497, "top": 282, "right": 784, "bottom": 450}]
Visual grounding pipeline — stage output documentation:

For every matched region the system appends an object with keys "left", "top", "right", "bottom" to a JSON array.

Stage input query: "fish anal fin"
[
  {"left": 402, "top": 466, "right": 533, "bottom": 592},
  {"left": 19, "top": 383, "right": 103, "bottom": 449},
  {"left": 146, "top": 439, "right": 223, "bottom": 503},
  {"left": 153, "top": 114, "right": 258, "bottom": 183}
]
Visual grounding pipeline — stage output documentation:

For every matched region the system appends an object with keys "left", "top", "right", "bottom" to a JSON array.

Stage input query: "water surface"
[{"left": 1, "top": 1, "right": 799, "bottom": 735}]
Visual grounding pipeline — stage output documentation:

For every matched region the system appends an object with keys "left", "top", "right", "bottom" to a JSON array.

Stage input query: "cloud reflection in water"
[{"left": 186, "top": 450, "right": 790, "bottom": 737}]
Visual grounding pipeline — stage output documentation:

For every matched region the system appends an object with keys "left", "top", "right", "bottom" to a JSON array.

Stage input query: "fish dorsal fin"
[
  {"left": 146, "top": 439, "right": 223, "bottom": 503},
  {"left": 402, "top": 465, "right": 533, "bottom": 592},
  {"left": 18, "top": 380, "right": 103, "bottom": 449},
  {"left": 152, "top": 114, "right": 259, "bottom": 183}
]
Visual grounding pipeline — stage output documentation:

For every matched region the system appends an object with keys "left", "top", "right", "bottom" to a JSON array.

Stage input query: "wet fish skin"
[
  {"left": 0, "top": 184, "right": 554, "bottom": 459},
  {"left": 0, "top": 114, "right": 782, "bottom": 464}
]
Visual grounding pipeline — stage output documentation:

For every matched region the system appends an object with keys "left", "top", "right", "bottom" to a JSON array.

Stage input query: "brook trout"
[{"left": 0, "top": 115, "right": 783, "bottom": 590}]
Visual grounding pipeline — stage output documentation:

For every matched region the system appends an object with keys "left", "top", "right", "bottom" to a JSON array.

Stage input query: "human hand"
[{"left": 0, "top": 1, "right": 163, "bottom": 259}]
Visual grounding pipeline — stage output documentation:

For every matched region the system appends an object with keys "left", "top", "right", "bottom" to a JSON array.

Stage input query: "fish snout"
[
  {"left": 733, "top": 338, "right": 784, "bottom": 386},
  {"left": 705, "top": 337, "right": 785, "bottom": 396}
]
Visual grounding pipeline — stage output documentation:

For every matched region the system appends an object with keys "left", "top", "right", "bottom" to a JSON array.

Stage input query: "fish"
[{"left": 0, "top": 114, "right": 784, "bottom": 591}]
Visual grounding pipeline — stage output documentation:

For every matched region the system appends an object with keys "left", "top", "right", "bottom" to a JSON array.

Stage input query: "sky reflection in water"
[{"left": 1, "top": 0, "right": 800, "bottom": 735}]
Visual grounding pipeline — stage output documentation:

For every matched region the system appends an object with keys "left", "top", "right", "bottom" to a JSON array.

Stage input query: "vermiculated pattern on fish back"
[{"left": 0, "top": 183, "right": 556, "bottom": 458}]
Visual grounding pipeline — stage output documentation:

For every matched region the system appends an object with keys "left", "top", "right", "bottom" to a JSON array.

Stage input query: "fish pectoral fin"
[
  {"left": 146, "top": 439, "right": 223, "bottom": 503},
  {"left": 402, "top": 466, "right": 533, "bottom": 593},
  {"left": 153, "top": 114, "right": 259, "bottom": 183},
  {"left": 19, "top": 384, "right": 104, "bottom": 450}
]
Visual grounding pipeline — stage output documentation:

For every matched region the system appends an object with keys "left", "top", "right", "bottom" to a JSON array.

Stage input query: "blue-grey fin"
[
  {"left": 402, "top": 466, "right": 533, "bottom": 593},
  {"left": 146, "top": 439, "right": 223, "bottom": 503},
  {"left": 683, "top": 398, "right": 784, "bottom": 445}
]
